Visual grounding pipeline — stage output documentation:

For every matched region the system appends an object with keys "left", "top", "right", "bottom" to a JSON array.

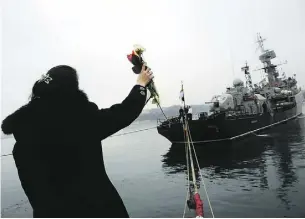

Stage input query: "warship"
[{"left": 157, "top": 34, "right": 304, "bottom": 143}]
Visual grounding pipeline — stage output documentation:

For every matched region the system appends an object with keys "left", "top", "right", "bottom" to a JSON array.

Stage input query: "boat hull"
[{"left": 157, "top": 92, "right": 304, "bottom": 143}]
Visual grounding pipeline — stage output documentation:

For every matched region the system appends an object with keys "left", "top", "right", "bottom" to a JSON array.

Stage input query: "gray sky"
[{"left": 2, "top": 0, "right": 305, "bottom": 118}]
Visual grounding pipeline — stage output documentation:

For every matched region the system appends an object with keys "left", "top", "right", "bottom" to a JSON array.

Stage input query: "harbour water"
[{"left": 1, "top": 106, "right": 305, "bottom": 218}]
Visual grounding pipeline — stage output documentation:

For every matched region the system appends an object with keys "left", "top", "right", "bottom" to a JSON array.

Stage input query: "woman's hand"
[{"left": 136, "top": 65, "right": 154, "bottom": 87}]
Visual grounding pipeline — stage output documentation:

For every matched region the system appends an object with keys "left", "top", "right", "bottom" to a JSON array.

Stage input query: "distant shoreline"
[{"left": 136, "top": 104, "right": 210, "bottom": 122}]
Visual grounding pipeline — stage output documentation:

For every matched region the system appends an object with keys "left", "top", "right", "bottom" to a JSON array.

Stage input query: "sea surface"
[{"left": 1, "top": 107, "right": 305, "bottom": 218}]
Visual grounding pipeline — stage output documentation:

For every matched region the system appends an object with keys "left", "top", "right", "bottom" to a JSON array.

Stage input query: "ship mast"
[
  {"left": 241, "top": 61, "right": 253, "bottom": 91},
  {"left": 255, "top": 33, "right": 280, "bottom": 87},
  {"left": 256, "top": 33, "right": 267, "bottom": 53}
]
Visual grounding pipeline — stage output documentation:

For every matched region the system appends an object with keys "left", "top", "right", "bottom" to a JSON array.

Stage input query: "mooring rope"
[
  {"left": 186, "top": 121, "right": 215, "bottom": 218},
  {"left": 109, "top": 126, "right": 157, "bottom": 137},
  {"left": 1, "top": 125, "right": 159, "bottom": 157},
  {"left": 183, "top": 189, "right": 190, "bottom": 218},
  {"left": 183, "top": 127, "right": 191, "bottom": 218},
  {"left": 181, "top": 117, "right": 204, "bottom": 218},
  {"left": 1, "top": 153, "right": 13, "bottom": 157}
]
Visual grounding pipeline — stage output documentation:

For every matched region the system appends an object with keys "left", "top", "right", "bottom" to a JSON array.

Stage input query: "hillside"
[{"left": 136, "top": 104, "right": 210, "bottom": 121}]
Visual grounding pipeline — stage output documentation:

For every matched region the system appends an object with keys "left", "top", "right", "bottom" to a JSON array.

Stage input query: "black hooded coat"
[{"left": 1, "top": 84, "right": 147, "bottom": 218}]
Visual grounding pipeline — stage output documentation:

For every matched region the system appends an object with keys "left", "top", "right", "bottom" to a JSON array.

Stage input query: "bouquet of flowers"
[{"left": 127, "top": 44, "right": 160, "bottom": 104}]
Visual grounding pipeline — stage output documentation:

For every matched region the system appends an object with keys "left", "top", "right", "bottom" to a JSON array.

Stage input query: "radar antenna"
[{"left": 256, "top": 33, "right": 267, "bottom": 53}]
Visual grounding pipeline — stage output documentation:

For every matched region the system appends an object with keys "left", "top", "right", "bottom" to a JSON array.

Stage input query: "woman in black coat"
[{"left": 1, "top": 65, "right": 153, "bottom": 218}]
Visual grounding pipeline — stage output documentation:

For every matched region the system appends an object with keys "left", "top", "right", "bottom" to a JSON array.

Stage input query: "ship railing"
[
  {"left": 225, "top": 110, "right": 263, "bottom": 119},
  {"left": 157, "top": 115, "right": 180, "bottom": 125},
  {"left": 157, "top": 113, "right": 202, "bottom": 126}
]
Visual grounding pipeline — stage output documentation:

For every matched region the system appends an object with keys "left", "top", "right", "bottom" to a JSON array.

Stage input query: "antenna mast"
[
  {"left": 242, "top": 61, "right": 253, "bottom": 91},
  {"left": 256, "top": 33, "right": 267, "bottom": 53},
  {"left": 254, "top": 33, "right": 280, "bottom": 86}
]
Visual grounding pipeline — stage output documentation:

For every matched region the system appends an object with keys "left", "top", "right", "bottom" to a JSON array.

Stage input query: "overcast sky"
[{"left": 2, "top": 0, "right": 305, "bottom": 119}]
